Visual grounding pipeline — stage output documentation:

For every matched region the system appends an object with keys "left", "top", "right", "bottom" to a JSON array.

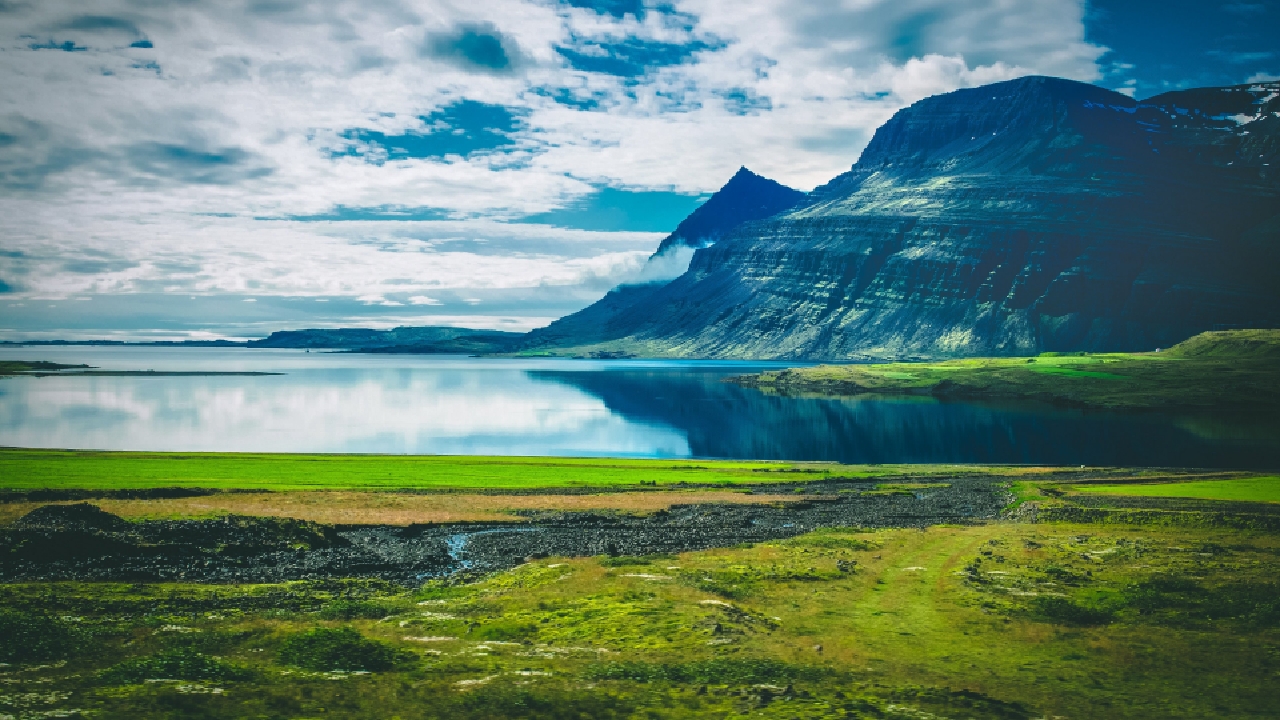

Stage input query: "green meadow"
[
  {"left": 0, "top": 448, "right": 1037, "bottom": 492},
  {"left": 1077, "top": 475, "right": 1280, "bottom": 503},
  {"left": 735, "top": 329, "right": 1280, "bottom": 411},
  {"left": 3, "top": 450, "right": 1278, "bottom": 718}
]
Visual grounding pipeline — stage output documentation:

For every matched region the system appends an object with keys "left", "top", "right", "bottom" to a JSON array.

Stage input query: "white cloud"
[{"left": 0, "top": 0, "right": 1107, "bottom": 337}]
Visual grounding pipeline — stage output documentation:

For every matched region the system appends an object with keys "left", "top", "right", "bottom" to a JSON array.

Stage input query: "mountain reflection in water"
[
  {"left": 0, "top": 348, "right": 1276, "bottom": 468},
  {"left": 527, "top": 368, "right": 1280, "bottom": 468}
]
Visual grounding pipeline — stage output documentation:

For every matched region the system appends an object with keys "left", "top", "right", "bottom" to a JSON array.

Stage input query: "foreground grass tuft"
[
  {"left": 0, "top": 608, "right": 78, "bottom": 662},
  {"left": 102, "top": 648, "right": 253, "bottom": 683},
  {"left": 278, "top": 627, "right": 407, "bottom": 672}
]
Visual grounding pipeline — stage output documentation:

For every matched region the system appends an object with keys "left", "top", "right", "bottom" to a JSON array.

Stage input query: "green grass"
[
  {"left": 735, "top": 329, "right": 1280, "bottom": 411},
  {"left": 1, "top": 521, "right": 1276, "bottom": 719},
  {"left": 0, "top": 448, "right": 1029, "bottom": 491},
  {"left": 1077, "top": 476, "right": 1280, "bottom": 503}
]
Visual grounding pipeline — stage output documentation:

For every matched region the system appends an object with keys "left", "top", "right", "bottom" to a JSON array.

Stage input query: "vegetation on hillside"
[{"left": 732, "top": 330, "right": 1280, "bottom": 411}]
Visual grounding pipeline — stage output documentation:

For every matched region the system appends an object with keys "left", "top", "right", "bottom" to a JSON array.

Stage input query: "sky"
[{"left": 1, "top": 0, "right": 1277, "bottom": 340}]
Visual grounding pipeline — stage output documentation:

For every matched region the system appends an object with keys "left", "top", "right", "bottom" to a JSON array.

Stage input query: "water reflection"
[
  {"left": 529, "top": 368, "right": 1280, "bottom": 468},
  {"left": 0, "top": 349, "right": 693, "bottom": 456},
  {"left": 0, "top": 347, "right": 1277, "bottom": 468}
]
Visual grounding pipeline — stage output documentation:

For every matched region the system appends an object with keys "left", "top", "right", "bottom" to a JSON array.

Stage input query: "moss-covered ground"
[
  {"left": 2, "top": 515, "right": 1276, "bottom": 719},
  {"left": 733, "top": 329, "right": 1280, "bottom": 411}
]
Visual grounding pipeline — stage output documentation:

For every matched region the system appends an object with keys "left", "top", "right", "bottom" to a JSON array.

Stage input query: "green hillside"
[{"left": 732, "top": 330, "right": 1280, "bottom": 411}]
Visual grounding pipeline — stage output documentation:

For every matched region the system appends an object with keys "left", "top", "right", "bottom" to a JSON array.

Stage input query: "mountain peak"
[
  {"left": 526, "top": 76, "right": 1280, "bottom": 360},
  {"left": 654, "top": 167, "right": 805, "bottom": 255}
]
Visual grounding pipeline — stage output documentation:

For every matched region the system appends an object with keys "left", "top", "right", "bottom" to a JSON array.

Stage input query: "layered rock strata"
[{"left": 526, "top": 77, "right": 1280, "bottom": 359}]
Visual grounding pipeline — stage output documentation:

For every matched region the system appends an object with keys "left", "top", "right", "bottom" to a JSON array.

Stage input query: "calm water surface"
[{"left": 1, "top": 347, "right": 1277, "bottom": 468}]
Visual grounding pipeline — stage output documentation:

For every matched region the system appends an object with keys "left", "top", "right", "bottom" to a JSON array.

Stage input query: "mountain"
[
  {"left": 523, "top": 76, "right": 1280, "bottom": 360},
  {"left": 522, "top": 167, "right": 805, "bottom": 353},
  {"left": 649, "top": 166, "right": 810, "bottom": 258},
  {"left": 249, "top": 326, "right": 523, "bottom": 352}
]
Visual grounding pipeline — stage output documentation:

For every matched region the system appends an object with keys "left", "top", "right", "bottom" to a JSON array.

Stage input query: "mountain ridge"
[
  {"left": 522, "top": 166, "right": 805, "bottom": 351},
  {"left": 521, "top": 75, "right": 1280, "bottom": 360}
]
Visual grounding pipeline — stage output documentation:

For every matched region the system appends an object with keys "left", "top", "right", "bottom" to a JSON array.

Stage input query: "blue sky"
[{"left": 0, "top": 0, "right": 1276, "bottom": 339}]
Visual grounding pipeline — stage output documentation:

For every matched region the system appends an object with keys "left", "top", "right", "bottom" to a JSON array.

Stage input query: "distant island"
[{"left": 0, "top": 360, "right": 281, "bottom": 378}]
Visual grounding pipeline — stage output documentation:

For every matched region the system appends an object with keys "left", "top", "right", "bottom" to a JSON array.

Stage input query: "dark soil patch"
[{"left": 0, "top": 478, "right": 1009, "bottom": 583}]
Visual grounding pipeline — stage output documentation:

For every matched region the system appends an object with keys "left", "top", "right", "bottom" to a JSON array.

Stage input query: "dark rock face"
[
  {"left": 525, "top": 167, "right": 805, "bottom": 350},
  {"left": 651, "top": 166, "right": 809, "bottom": 256},
  {"left": 531, "top": 76, "right": 1280, "bottom": 359}
]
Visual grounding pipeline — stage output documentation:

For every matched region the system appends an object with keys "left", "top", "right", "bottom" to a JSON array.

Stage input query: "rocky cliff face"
[
  {"left": 525, "top": 167, "right": 805, "bottom": 350},
  {"left": 526, "top": 76, "right": 1280, "bottom": 359}
]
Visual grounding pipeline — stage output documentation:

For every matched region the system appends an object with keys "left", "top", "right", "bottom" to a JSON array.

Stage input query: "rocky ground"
[{"left": 0, "top": 477, "right": 1010, "bottom": 584}]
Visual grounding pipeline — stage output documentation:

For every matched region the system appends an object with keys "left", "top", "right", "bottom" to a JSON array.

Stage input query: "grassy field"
[
  {"left": 1, "top": 519, "right": 1276, "bottom": 719},
  {"left": 0, "top": 448, "right": 1069, "bottom": 492},
  {"left": 732, "top": 329, "right": 1280, "bottom": 411},
  {"left": 3, "top": 451, "right": 1278, "bottom": 717},
  {"left": 1076, "top": 475, "right": 1280, "bottom": 503}
]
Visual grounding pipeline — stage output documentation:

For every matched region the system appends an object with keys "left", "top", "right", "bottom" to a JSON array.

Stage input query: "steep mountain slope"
[
  {"left": 523, "top": 168, "right": 805, "bottom": 351},
  {"left": 527, "top": 76, "right": 1280, "bottom": 359}
]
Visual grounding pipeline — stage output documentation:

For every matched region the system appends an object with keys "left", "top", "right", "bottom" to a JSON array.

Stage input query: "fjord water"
[{"left": 1, "top": 347, "right": 1278, "bottom": 468}]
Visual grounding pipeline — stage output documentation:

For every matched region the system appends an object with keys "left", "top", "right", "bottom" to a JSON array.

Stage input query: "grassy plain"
[
  {"left": 2, "top": 520, "right": 1276, "bottom": 719},
  {"left": 0, "top": 448, "right": 1067, "bottom": 492},
  {"left": 733, "top": 329, "right": 1280, "bottom": 411},
  {"left": 1076, "top": 475, "right": 1280, "bottom": 503},
  {"left": 3, "top": 450, "right": 1278, "bottom": 717}
]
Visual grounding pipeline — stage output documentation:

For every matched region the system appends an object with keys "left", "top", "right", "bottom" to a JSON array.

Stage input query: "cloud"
[
  {"left": 0, "top": 0, "right": 1123, "bottom": 338},
  {"left": 425, "top": 22, "right": 521, "bottom": 73},
  {"left": 560, "top": 0, "right": 647, "bottom": 21},
  {"left": 717, "top": 87, "right": 771, "bottom": 115},
  {"left": 556, "top": 36, "right": 719, "bottom": 77},
  {"left": 625, "top": 243, "right": 698, "bottom": 285},
  {"left": 28, "top": 39, "right": 87, "bottom": 51},
  {"left": 126, "top": 142, "right": 274, "bottom": 185},
  {"left": 1208, "top": 50, "right": 1274, "bottom": 64},
  {"left": 57, "top": 14, "right": 143, "bottom": 36}
]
